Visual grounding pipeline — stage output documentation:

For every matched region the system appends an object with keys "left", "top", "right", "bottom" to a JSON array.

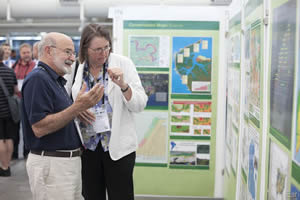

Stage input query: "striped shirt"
[{"left": 0, "top": 62, "right": 17, "bottom": 118}]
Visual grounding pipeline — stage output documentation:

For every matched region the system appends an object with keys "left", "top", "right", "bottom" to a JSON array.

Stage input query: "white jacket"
[{"left": 65, "top": 53, "right": 148, "bottom": 160}]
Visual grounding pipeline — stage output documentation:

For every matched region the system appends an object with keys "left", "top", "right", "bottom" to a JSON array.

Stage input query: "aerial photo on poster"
[
  {"left": 169, "top": 141, "right": 210, "bottom": 167},
  {"left": 139, "top": 73, "right": 169, "bottom": 108}
]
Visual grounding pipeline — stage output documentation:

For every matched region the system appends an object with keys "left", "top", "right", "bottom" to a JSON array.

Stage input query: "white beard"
[{"left": 53, "top": 56, "right": 72, "bottom": 75}]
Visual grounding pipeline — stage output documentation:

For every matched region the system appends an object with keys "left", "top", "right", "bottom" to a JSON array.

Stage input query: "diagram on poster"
[
  {"left": 172, "top": 37, "right": 212, "bottom": 94},
  {"left": 268, "top": 141, "right": 289, "bottom": 200},
  {"left": 170, "top": 101, "right": 212, "bottom": 137},
  {"left": 139, "top": 73, "right": 169, "bottom": 108},
  {"left": 169, "top": 140, "right": 210, "bottom": 167},
  {"left": 134, "top": 111, "right": 168, "bottom": 164},
  {"left": 247, "top": 125, "right": 259, "bottom": 200}
]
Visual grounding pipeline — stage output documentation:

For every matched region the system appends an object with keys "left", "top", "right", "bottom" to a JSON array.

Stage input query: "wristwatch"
[{"left": 121, "top": 85, "right": 130, "bottom": 93}]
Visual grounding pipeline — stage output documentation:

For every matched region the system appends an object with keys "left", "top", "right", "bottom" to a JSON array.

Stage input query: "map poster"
[
  {"left": 270, "top": 0, "right": 296, "bottom": 148},
  {"left": 249, "top": 21, "right": 261, "bottom": 127},
  {"left": 172, "top": 37, "right": 212, "bottom": 94},
  {"left": 169, "top": 140, "right": 210, "bottom": 168},
  {"left": 139, "top": 73, "right": 169, "bottom": 108},
  {"left": 134, "top": 111, "right": 168, "bottom": 164},
  {"left": 247, "top": 125, "right": 259, "bottom": 200},
  {"left": 268, "top": 141, "right": 289, "bottom": 200},
  {"left": 170, "top": 101, "right": 212, "bottom": 138},
  {"left": 129, "top": 35, "right": 170, "bottom": 68}
]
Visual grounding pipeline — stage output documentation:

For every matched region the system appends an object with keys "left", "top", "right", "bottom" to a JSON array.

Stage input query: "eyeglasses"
[
  {"left": 89, "top": 46, "right": 111, "bottom": 54},
  {"left": 50, "top": 46, "right": 76, "bottom": 57}
]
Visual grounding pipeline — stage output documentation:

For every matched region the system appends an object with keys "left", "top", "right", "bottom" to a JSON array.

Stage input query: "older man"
[{"left": 22, "top": 32, "right": 104, "bottom": 200}]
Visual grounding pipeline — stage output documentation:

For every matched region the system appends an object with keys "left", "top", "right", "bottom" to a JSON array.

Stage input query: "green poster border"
[
  {"left": 249, "top": 113, "right": 260, "bottom": 128},
  {"left": 169, "top": 165, "right": 209, "bottom": 170},
  {"left": 145, "top": 106, "right": 168, "bottom": 110},
  {"left": 135, "top": 163, "right": 168, "bottom": 167},
  {"left": 231, "top": 63, "right": 241, "bottom": 69},
  {"left": 292, "top": 162, "right": 300, "bottom": 185},
  {"left": 269, "top": 127, "right": 290, "bottom": 149},
  {"left": 170, "top": 135, "right": 210, "bottom": 140},
  {"left": 171, "top": 94, "right": 212, "bottom": 100},
  {"left": 137, "top": 67, "right": 169, "bottom": 72},
  {"left": 124, "top": 20, "right": 219, "bottom": 30},
  {"left": 242, "top": 168, "right": 248, "bottom": 182},
  {"left": 231, "top": 166, "right": 236, "bottom": 177}
]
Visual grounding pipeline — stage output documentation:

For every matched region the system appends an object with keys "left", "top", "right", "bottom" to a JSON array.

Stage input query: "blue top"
[{"left": 21, "top": 61, "right": 81, "bottom": 151}]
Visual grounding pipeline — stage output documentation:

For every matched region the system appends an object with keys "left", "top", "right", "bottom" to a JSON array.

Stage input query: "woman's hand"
[{"left": 108, "top": 68, "right": 128, "bottom": 90}]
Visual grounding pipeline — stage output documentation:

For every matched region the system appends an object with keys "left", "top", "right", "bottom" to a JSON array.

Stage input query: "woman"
[{"left": 65, "top": 24, "right": 148, "bottom": 200}]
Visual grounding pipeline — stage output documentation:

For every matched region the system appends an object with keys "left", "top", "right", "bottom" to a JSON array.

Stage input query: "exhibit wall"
[{"left": 224, "top": 0, "right": 300, "bottom": 199}]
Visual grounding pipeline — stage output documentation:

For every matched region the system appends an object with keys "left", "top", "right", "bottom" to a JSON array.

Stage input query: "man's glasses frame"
[{"left": 50, "top": 46, "right": 76, "bottom": 57}]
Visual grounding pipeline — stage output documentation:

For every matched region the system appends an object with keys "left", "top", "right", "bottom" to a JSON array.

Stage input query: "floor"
[{"left": 0, "top": 159, "right": 223, "bottom": 200}]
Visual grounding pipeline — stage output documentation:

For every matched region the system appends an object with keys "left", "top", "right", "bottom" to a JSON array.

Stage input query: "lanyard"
[{"left": 88, "top": 65, "right": 106, "bottom": 106}]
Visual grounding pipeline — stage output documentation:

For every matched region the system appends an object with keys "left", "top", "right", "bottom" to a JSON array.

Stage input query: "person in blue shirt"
[{"left": 22, "top": 32, "right": 103, "bottom": 200}]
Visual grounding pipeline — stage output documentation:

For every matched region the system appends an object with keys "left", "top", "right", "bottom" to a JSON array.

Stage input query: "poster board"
[{"left": 123, "top": 19, "right": 220, "bottom": 197}]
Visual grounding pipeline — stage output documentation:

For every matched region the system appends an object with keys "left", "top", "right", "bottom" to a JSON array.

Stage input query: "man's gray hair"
[{"left": 38, "top": 36, "right": 56, "bottom": 58}]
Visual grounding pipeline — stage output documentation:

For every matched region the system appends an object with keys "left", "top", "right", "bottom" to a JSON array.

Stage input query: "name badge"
[{"left": 92, "top": 106, "right": 111, "bottom": 133}]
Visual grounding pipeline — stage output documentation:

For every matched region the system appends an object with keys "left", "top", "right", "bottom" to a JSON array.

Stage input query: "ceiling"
[{"left": 0, "top": 0, "right": 231, "bottom": 36}]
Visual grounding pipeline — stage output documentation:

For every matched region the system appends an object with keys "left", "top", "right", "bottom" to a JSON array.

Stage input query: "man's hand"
[{"left": 75, "top": 82, "right": 104, "bottom": 111}]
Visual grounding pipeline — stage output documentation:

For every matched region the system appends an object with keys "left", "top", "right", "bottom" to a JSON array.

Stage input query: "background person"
[
  {"left": 0, "top": 48, "right": 19, "bottom": 177},
  {"left": 0, "top": 43, "right": 15, "bottom": 68},
  {"left": 32, "top": 41, "right": 39, "bottom": 68},
  {"left": 65, "top": 23, "right": 148, "bottom": 200},
  {"left": 22, "top": 32, "right": 103, "bottom": 200},
  {"left": 12, "top": 43, "right": 36, "bottom": 159}
]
